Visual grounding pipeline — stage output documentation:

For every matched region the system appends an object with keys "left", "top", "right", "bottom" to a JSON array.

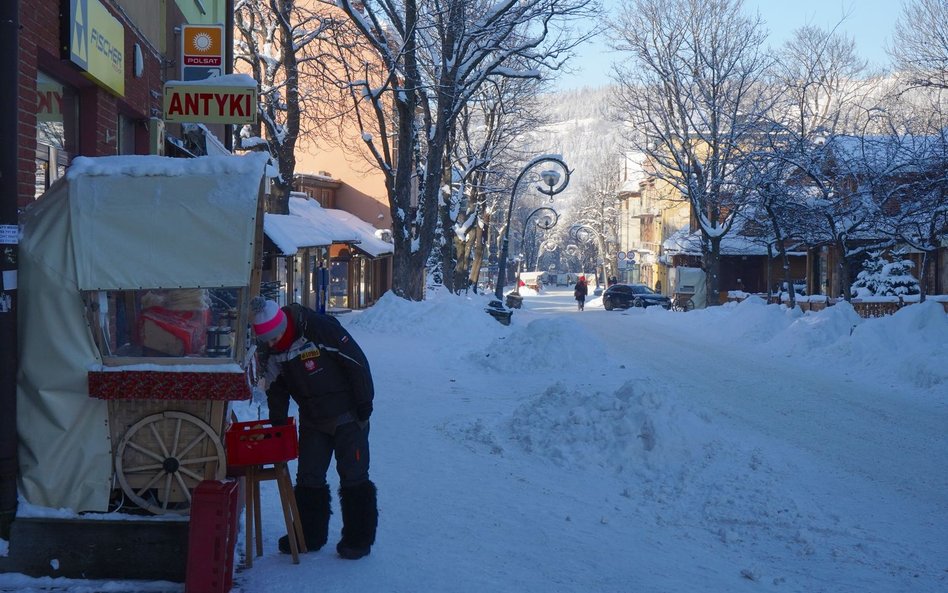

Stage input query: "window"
[
  {"left": 35, "top": 72, "right": 79, "bottom": 197},
  {"left": 83, "top": 287, "right": 245, "bottom": 361},
  {"left": 329, "top": 260, "right": 349, "bottom": 309}
]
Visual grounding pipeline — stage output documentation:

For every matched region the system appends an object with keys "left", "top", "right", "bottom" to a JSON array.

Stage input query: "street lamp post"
[
  {"left": 495, "top": 156, "right": 571, "bottom": 301},
  {"left": 515, "top": 206, "right": 559, "bottom": 289}
]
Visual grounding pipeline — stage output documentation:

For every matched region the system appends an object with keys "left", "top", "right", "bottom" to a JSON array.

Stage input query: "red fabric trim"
[{"left": 88, "top": 370, "right": 252, "bottom": 401}]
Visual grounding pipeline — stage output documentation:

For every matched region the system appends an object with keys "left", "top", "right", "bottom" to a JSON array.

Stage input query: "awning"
[
  {"left": 264, "top": 214, "right": 332, "bottom": 256},
  {"left": 262, "top": 195, "right": 393, "bottom": 259}
]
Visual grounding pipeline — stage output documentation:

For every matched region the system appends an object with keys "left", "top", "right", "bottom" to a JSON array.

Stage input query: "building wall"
[
  {"left": 18, "top": 0, "right": 177, "bottom": 208},
  {"left": 295, "top": 140, "right": 392, "bottom": 229}
]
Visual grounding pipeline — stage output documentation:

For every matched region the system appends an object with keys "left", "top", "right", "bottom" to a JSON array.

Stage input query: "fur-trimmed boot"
[
  {"left": 279, "top": 484, "right": 331, "bottom": 554},
  {"left": 336, "top": 480, "right": 378, "bottom": 560}
]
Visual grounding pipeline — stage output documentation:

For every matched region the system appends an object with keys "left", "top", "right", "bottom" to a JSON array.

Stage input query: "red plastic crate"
[
  {"left": 225, "top": 417, "right": 298, "bottom": 467},
  {"left": 186, "top": 480, "right": 239, "bottom": 593}
]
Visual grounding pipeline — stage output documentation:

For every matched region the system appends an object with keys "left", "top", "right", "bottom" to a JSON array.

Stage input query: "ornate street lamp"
[
  {"left": 515, "top": 206, "right": 559, "bottom": 289},
  {"left": 494, "top": 156, "right": 571, "bottom": 301}
]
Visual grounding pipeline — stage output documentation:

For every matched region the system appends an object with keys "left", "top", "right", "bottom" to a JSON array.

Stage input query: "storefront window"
[
  {"left": 83, "top": 287, "right": 244, "bottom": 361},
  {"left": 329, "top": 260, "right": 349, "bottom": 309},
  {"left": 35, "top": 72, "right": 79, "bottom": 197}
]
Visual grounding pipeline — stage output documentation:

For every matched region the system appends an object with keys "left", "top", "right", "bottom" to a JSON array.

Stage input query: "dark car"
[{"left": 602, "top": 283, "right": 671, "bottom": 310}]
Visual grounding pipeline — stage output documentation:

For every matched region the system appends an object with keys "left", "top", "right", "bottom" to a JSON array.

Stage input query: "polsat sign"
[{"left": 163, "top": 82, "right": 257, "bottom": 125}]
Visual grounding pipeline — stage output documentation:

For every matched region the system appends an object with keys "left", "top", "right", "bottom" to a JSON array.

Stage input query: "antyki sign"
[{"left": 164, "top": 82, "right": 257, "bottom": 124}]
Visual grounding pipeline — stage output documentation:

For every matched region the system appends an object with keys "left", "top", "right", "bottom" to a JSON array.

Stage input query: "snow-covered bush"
[{"left": 851, "top": 252, "right": 920, "bottom": 297}]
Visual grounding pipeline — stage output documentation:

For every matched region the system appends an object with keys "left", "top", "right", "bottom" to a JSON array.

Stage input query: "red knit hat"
[{"left": 250, "top": 297, "right": 287, "bottom": 343}]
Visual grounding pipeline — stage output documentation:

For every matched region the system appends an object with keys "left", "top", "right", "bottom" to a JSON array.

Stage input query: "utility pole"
[{"left": 0, "top": 0, "right": 20, "bottom": 540}]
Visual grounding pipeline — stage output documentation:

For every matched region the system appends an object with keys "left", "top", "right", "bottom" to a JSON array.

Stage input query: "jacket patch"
[
  {"left": 301, "top": 349, "right": 320, "bottom": 360},
  {"left": 304, "top": 359, "right": 317, "bottom": 372}
]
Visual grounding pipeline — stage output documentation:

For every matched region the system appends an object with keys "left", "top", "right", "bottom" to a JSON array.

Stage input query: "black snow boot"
[
  {"left": 279, "top": 484, "right": 331, "bottom": 554},
  {"left": 336, "top": 480, "right": 378, "bottom": 560}
]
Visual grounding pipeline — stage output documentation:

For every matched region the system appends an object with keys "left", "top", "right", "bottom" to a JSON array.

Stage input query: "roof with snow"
[
  {"left": 663, "top": 224, "right": 806, "bottom": 257},
  {"left": 264, "top": 195, "right": 393, "bottom": 258}
]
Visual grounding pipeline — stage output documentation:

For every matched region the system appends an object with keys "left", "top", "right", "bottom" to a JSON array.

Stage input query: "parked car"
[{"left": 602, "top": 283, "right": 672, "bottom": 310}]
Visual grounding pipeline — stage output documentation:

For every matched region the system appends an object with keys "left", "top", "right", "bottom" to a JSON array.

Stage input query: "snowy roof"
[
  {"left": 263, "top": 196, "right": 393, "bottom": 258},
  {"left": 66, "top": 152, "right": 266, "bottom": 179},
  {"left": 827, "top": 134, "right": 943, "bottom": 174},
  {"left": 663, "top": 226, "right": 784, "bottom": 256},
  {"left": 618, "top": 151, "right": 648, "bottom": 194},
  {"left": 264, "top": 214, "right": 333, "bottom": 255}
]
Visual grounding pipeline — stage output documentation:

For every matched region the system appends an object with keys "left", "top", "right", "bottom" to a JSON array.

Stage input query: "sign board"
[
  {"left": 164, "top": 82, "right": 257, "bottom": 124},
  {"left": 64, "top": 0, "right": 125, "bottom": 96},
  {"left": 181, "top": 24, "right": 224, "bottom": 81},
  {"left": 0, "top": 225, "right": 19, "bottom": 245},
  {"left": 617, "top": 251, "right": 626, "bottom": 260}
]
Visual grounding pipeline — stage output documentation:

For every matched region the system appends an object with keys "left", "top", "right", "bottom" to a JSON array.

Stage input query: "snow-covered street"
[
  {"left": 3, "top": 287, "right": 946, "bottom": 592},
  {"left": 233, "top": 287, "right": 947, "bottom": 593}
]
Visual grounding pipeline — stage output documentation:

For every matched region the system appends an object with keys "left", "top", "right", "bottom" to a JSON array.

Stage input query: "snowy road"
[
  {"left": 562, "top": 289, "right": 948, "bottom": 510},
  {"left": 488, "top": 287, "right": 948, "bottom": 591}
]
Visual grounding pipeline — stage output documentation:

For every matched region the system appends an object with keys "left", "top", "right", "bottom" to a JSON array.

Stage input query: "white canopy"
[{"left": 67, "top": 154, "right": 267, "bottom": 289}]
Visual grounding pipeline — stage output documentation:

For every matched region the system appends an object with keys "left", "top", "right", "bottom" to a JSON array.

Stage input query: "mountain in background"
[{"left": 525, "top": 85, "right": 626, "bottom": 207}]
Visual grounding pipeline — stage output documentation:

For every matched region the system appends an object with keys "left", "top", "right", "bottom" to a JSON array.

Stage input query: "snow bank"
[
  {"left": 468, "top": 315, "right": 613, "bottom": 371},
  {"left": 506, "top": 379, "right": 715, "bottom": 473}
]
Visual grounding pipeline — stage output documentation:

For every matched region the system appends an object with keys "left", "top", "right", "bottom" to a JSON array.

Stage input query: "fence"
[{"left": 725, "top": 293, "right": 948, "bottom": 319}]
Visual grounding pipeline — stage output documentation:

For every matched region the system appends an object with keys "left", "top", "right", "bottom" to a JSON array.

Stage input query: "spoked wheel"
[
  {"left": 672, "top": 296, "right": 695, "bottom": 312},
  {"left": 115, "top": 411, "right": 225, "bottom": 515}
]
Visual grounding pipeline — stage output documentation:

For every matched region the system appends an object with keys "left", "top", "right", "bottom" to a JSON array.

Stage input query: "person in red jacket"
[
  {"left": 574, "top": 276, "right": 588, "bottom": 311},
  {"left": 252, "top": 297, "right": 377, "bottom": 560}
]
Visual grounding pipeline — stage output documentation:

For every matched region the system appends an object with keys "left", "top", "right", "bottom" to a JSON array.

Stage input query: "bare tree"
[
  {"left": 890, "top": 0, "right": 948, "bottom": 91},
  {"left": 449, "top": 76, "right": 547, "bottom": 293},
  {"left": 323, "top": 0, "right": 599, "bottom": 300},
  {"left": 873, "top": 113, "right": 948, "bottom": 301},
  {"left": 568, "top": 152, "right": 623, "bottom": 284},
  {"left": 754, "top": 24, "right": 874, "bottom": 303},
  {"left": 610, "top": 0, "right": 774, "bottom": 305},
  {"left": 234, "top": 0, "right": 337, "bottom": 214}
]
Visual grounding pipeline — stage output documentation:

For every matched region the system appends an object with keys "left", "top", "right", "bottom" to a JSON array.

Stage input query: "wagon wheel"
[{"left": 115, "top": 411, "right": 226, "bottom": 515}]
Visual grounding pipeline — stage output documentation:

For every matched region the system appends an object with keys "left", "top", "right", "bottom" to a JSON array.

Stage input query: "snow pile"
[
  {"left": 846, "top": 300, "right": 948, "bottom": 389},
  {"left": 347, "top": 288, "right": 503, "bottom": 341},
  {"left": 468, "top": 315, "right": 612, "bottom": 371},
  {"left": 506, "top": 379, "right": 715, "bottom": 473}
]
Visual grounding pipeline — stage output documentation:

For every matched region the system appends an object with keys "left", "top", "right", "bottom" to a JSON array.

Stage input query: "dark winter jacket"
[
  {"left": 262, "top": 304, "right": 374, "bottom": 433},
  {"left": 574, "top": 281, "right": 588, "bottom": 301}
]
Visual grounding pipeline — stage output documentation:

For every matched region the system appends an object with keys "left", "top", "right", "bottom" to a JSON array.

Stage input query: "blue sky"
[{"left": 557, "top": 0, "right": 899, "bottom": 90}]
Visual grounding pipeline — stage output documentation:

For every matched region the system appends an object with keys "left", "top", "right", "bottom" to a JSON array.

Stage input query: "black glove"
[
  {"left": 356, "top": 402, "right": 373, "bottom": 422},
  {"left": 266, "top": 383, "right": 290, "bottom": 426}
]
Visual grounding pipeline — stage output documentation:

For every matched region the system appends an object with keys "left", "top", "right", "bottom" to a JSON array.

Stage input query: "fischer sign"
[{"left": 163, "top": 82, "right": 257, "bottom": 124}]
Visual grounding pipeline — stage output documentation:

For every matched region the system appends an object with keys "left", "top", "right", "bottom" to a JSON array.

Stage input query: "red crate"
[
  {"left": 186, "top": 480, "right": 239, "bottom": 593},
  {"left": 225, "top": 417, "right": 298, "bottom": 467}
]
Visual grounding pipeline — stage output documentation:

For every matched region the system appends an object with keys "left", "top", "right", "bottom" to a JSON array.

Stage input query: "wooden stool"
[{"left": 244, "top": 461, "right": 307, "bottom": 566}]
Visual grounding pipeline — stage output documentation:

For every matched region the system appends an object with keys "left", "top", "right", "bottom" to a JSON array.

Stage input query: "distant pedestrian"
[
  {"left": 574, "top": 276, "right": 588, "bottom": 311},
  {"left": 608, "top": 275, "right": 618, "bottom": 287}
]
